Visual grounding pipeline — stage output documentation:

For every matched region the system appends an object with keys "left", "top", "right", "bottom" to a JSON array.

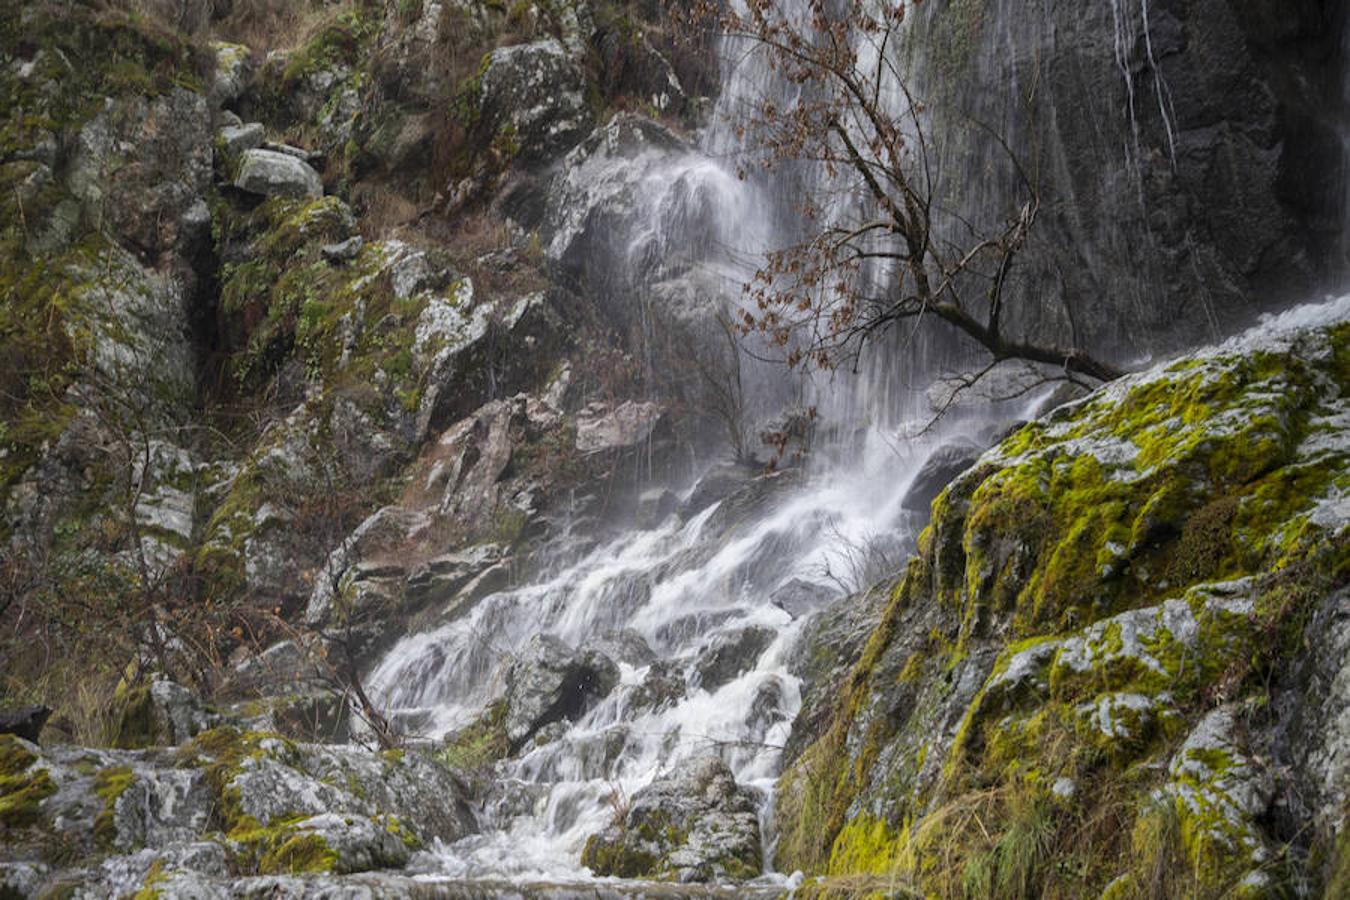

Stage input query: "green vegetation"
[
  {"left": 776, "top": 322, "right": 1350, "bottom": 897},
  {"left": 0, "top": 736, "right": 56, "bottom": 829}
]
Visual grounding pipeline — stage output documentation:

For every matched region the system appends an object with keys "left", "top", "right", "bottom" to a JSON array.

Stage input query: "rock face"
[
  {"left": 233, "top": 148, "right": 324, "bottom": 199},
  {"left": 908, "top": 0, "right": 1340, "bottom": 359},
  {"left": 504, "top": 635, "right": 620, "bottom": 749},
  {"left": 775, "top": 299, "right": 1350, "bottom": 896},
  {"left": 901, "top": 439, "right": 984, "bottom": 514},
  {"left": 581, "top": 756, "right": 763, "bottom": 882},
  {"left": 0, "top": 728, "right": 476, "bottom": 894},
  {"left": 478, "top": 39, "right": 591, "bottom": 167}
]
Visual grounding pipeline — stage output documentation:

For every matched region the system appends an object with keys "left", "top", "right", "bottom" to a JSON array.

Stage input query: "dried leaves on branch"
[{"left": 684, "top": 0, "right": 1122, "bottom": 383}]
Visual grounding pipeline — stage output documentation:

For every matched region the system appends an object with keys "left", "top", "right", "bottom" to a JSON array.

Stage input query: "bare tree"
[{"left": 689, "top": 0, "right": 1123, "bottom": 384}]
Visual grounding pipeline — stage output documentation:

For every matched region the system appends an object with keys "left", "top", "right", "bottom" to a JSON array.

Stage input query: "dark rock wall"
[{"left": 910, "top": 0, "right": 1343, "bottom": 362}]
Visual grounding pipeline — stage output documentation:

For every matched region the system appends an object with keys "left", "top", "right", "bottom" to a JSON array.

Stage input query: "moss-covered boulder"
[
  {"left": 775, "top": 299, "right": 1350, "bottom": 898},
  {"left": 581, "top": 756, "right": 763, "bottom": 883},
  {"left": 0, "top": 727, "right": 477, "bottom": 893}
]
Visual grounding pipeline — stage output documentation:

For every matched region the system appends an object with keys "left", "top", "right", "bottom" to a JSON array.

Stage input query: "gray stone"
[
  {"left": 901, "top": 440, "right": 984, "bottom": 514},
  {"left": 694, "top": 626, "right": 776, "bottom": 691},
  {"left": 322, "top": 235, "right": 365, "bottom": 262},
  {"left": 233, "top": 149, "right": 323, "bottom": 200},
  {"left": 478, "top": 39, "right": 591, "bottom": 166},
  {"left": 504, "top": 635, "right": 620, "bottom": 748},
  {"left": 147, "top": 678, "right": 225, "bottom": 745},
  {"left": 210, "top": 41, "right": 250, "bottom": 107},
  {"left": 218, "top": 122, "right": 264, "bottom": 155},
  {"left": 576, "top": 401, "right": 664, "bottom": 454},
  {"left": 283, "top": 813, "right": 411, "bottom": 874},
  {"left": 581, "top": 756, "right": 763, "bottom": 882}
]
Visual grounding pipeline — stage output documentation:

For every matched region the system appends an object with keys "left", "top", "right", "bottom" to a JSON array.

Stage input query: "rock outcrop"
[
  {"left": 581, "top": 757, "right": 763, "bottom": 883},
  {"left": 776, "top": 299, "right": 1350, "bottom": 896},
  {"left": 504, "top": 635, "right": 620, "bottom": 749},
  {"left": 0, "top": 728, "right": 475, "bottom": 894}
]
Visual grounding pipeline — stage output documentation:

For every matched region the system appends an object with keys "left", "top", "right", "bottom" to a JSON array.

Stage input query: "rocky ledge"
[
  {"left": 0, "top": 728, "right": 474, "bottom": 896},
  {"left": 778, "top": 299, "right": 1350, "bottom": 897}
]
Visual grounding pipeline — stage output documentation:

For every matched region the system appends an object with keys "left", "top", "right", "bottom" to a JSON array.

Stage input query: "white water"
[{"left": 367, "top": 1, "right": 1039, "bottom": 886}]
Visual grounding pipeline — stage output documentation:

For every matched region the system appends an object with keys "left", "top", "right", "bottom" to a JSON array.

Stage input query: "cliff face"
[
  {"left": 776, "top": 301, "right": 1350, "bottom": 896},
  {"left": 909, "top": 0, "right": 1342, "bottom": 363}
]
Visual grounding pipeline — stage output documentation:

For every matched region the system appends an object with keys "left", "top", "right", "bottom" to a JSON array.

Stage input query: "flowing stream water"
[{"left": 367, "top": 1, "right": 1055, "bottom": 887}]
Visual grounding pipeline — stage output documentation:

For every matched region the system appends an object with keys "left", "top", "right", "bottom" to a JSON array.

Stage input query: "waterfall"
[{"left": 366, "top": 1, "right": 1044, "bottom": 885}]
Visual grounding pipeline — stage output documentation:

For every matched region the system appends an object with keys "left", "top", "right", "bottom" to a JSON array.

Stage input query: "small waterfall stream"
[{"left": 367, "top": 1, "right": 1048, "bottom": 886}]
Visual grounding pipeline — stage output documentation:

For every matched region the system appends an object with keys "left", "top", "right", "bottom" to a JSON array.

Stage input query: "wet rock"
[
  {"left": 636, "top": 488, "right": 679, "bottom": 527},
  {"left": 109, "top": 677, "right": 229, "bottom": 749},
  {"left": 543, "top": 113, "right": 688, "bottom": 274},
  {"left": 406, "top": 544, "right": 507, "bottom": 608},
  {"left": 631, "top": 661, "right": 686, "bottom": 716},
  {"left": 900, "top": 439, "right": 984, "bottom": 514},
  {"left": 581, "top": 756, "right": 763, "bottom": 882},
  {"left": 678, "top": 463, "right": 752, "bottom": 519},
  {"left": 504, "top": 635, "right": 620, "bottom": 748},
  {"left": 0, "top": 705, "right": 51, "bottom": 743},
  {"left": 478, "top": 39, "right": 591, "bottom": 166},
  {"left": 228, "top": 640, "right": 329, "bottom": 697},
  {"left": 147, "top": 679, "right": 226, "bottom": 746},
  {"left": 589, "top": 629, "right": 658, "bottom": 668},
  {"left": 576, "top": 401, "right": 665, "bottom": 454},
  {"left": 693, "top": 626, "right": 776, "bottom": 692},
  {"left": 1161, "top": 706, "right": 1275, "bottom": 879},
  {"left": 233, "top": 148, "right": 323, "bottom": 199},
  {"left": 2, "top": 732, "right": 475, "bottom": 888},
  {"left": 769, "top": 578, "right": 835, "bottom": 620},
  {"left": 280, "top": 812, "right": 412, "bottom": 874},
  {"left": 415, "top": 291, "right": 561, "bottom": 437},
  {"left": 1277, "top": 585, "right": 1350, "bottom": 859}
]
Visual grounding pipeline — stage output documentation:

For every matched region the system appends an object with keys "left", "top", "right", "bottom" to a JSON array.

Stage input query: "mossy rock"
[{"left": 775, "top": 308, "right": 1350, "bottom": 897}]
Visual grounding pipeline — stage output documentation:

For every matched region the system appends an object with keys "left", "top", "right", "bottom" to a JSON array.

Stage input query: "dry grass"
[
  {"left": 2, "top": 654, "right": 123, "bottom": 746},
  {"left": 212, "top": 0, "right": 359, "bottom": 55}
]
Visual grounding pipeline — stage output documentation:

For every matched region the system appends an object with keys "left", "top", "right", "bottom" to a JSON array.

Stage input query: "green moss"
[
  {"left": 437, "top": 701, "right": 510, "bottom": 771},
  {"left": 776, "top": 317, "right": 1350, "bottom": 893},
  {"left": 0, "top": 735, "right": 37, "bottom": 778},
  {"left": 0, "top": 755, "right": 55, "bottom": 829},
  {"left": 381, "top": 813, "right": 422, "bottom": 852},
  {"left": 828, "top": 815, "right": 903, "bottom": 877},
  {"left": 93, "top": 766, "right": 135, "bottom": 846},
  {"left": 130, "top": 860, "right": 166, "bottom": 900},
  {"left": 257, "top": 830, "right": 337, "bottom": 875},
  {"left": 110, "top": 685, "right": 156, "bottom": 749},
  {"left": 581, "top": 832, "right": 660, "bottom": 879}
]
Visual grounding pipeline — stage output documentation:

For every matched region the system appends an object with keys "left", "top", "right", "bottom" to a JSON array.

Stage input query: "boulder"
[
  {"left": 504, "top": 635, "right": 620, "bottom": 748},
  {"left": 0, "top": 706, "right": 51, "bottom": 743},
  {"left": 218, "top": 121, "right": 264, "bottom": 155},
  {"left": 678, "top": 462, "right": 753, "bottom": 519},
  {"left": 581, "top": 756, "right": 763, "bottom": 882},
  {"left": 110, "top": 678, "right": 227, "bottom": 749},
  {"left": 900, "top": 439, "right": 984, "bottom": 514},
  {"left": 630, "top": 661, "right": 686, "bottom": 716},
  {"left": 575, "top": 401, "right": 665, "bottom": 454},
  {"left": 0, "top": 730, "right": 476, "bottom": 888},
  {"left": 210, "top": 41, "right": 250, "bottom": 107},
  {"left": 694, "top": 626, "right": 777, "bottom": 692},
  {"left": 233, "top": 149, "right": 323, "bottom": 199},
  {"left": 478, "top": 39, "right": 591, "bottom": 166}
]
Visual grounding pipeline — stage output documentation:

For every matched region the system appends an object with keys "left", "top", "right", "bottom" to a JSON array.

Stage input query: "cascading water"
[{"left": 366, "top": 1, "right": 1044, "bottom": 887}]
